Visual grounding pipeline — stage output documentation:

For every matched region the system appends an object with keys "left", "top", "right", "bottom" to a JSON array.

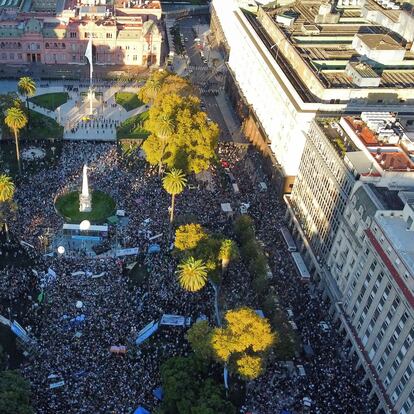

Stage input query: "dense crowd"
[{"left": 0, "top": 141, "right": 374, "bottom": 413}]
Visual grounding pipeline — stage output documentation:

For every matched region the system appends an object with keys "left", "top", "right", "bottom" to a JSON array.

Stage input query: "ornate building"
[{"left": 0, "top": 0, "right": 163, "bottom": 66}]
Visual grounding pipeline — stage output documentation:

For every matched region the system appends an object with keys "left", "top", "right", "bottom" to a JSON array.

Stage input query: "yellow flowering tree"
[
  {"left": 174, "top": 223, "right": 207, "bottom": 251},
  {"left": 211, "top": 307, "right": 275, "bottom": 380}
]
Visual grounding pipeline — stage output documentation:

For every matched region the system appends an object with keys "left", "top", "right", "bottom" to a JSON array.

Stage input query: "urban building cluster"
[
  {"left": 211, "top": 0, "right": 414, "bottom": 191},
  {"left": 0, "top": 0, "right": 163, "bottom": 66},
  {"left": 211, "top": 0, "right": 414, "bottom": 413}
]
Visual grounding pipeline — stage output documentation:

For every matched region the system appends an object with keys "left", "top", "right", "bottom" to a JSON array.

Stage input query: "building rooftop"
[
  {"left": 376, "top": 212, "right": 414, "bottom": 276},
  {"left": 355, "top": 33, "right": 404, "bottom": 51},
  {"left": 342, "top": 115, "right": 414, "bottom": 172},
  {"left": 257, "top": 0, "right": 414, "bottom": 91},
  {"left": 316, "top": 118, "right": 359, "bottom": 158},
  {"left": 368, "top": 184, "right": 405, "bottom": 210}
]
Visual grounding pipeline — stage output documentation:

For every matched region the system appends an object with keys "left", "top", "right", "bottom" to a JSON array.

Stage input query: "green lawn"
[
  {"left": 25, "top": 110, "right": 63, "bottom": 141},
  {"left": 117, "top": 111, "right": 150, "bottom": 140},
  {"left": 29, "top": 92, "right": 68, "bottom": 111},
  {"left": 115, "top": 92, "right": 144, "bottom": 111},
  {"left": 55, "top": 190, "right": 116, "bottom": 224}
]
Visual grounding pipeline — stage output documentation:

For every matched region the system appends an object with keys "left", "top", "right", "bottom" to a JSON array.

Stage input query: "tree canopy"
[
  {"left": 186, "top": 320, "right": 214, "bottom": 361},
  {"left": 211, "top": 307, "right": 275, "bottom": 380},
  {"left": 0, "top": 370, "right": 33, "bottom": 414},
  {"left": 176, "top": 257, "right": 208, "bottom": 292},
  {"left": 138, "top": 71, "right": 193, "bottom": 105},
  {"left": 0, "top": 175, "right": 15, "bottom": 203},
  {"left": 160, "top": 355, "right": 235, "bottom": 414},
  {"left": 143, "top": 93, "right": 219, "bottom": 174},
  {"left": 174, "top": 224, "right": 207, "bottom": 251},
  {"left": 163, "top": 168, "right": 187, "bottom": 222}
]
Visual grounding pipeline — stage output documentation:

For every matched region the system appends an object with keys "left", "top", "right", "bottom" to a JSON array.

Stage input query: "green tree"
[
  {"left": 0, "top": 174, "right": 15, "bottom": 242},
  {"left": 0, "top": 370, "right": 33, "bottom": 414},
  {"left": 162, "top": 168, "right": 187, "bottom": 223},
  {"left": 192, "top": 379, "right": 236, "bottom": 414},
  {"left": 17, "top": 77, "right": 36, "bottom": 123},
  {"left": 174, "top": 224, "right": 207, "bottom": 251},
  {"left": 176, "top": 257, "right": 208, "bottom": 292},
  {"left": 160, "top": 355, "right": 206, "bottom": 414},
  {"left": 218, "top": 239, "right": 239, "bottom": 274},
  {"left": 4, "top": 107, "right": 27, "bottom": 174},
  {"left": 233, "top": 215, "right": 255, "bottom": 244},
  {"left": 186, "top": 320, "right": 213, "bottom": 360},
  {"left": 160, "top": 355, "right": 235, "bottom": 414},
  {"left": 194, "top": 236, "right": 222, "bottom": 274}
]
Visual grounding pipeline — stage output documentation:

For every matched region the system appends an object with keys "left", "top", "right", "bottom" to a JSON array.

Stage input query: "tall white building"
[{"left": 211, "top": 0, "right": 414, "bottom": 191}]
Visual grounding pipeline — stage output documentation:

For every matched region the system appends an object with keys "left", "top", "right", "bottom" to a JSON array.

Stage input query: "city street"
[{"left": 173, "top": 15, "right": 247, "bottom": 144}]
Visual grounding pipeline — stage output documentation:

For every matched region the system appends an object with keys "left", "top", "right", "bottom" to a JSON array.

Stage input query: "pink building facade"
[{"left": 0, "top": 2, "right": 163, "bottom": 66}]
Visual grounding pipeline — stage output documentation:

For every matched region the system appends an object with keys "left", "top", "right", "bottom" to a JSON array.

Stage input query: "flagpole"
[{"left": 89, "top": 36, "right": 93, "bottom": 116}]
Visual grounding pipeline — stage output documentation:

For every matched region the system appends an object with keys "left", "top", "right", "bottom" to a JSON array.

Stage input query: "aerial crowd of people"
[{"left": 0, "top": 141, "right": 375, "bottom": 413}]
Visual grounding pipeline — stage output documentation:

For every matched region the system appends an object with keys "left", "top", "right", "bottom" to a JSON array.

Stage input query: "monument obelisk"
[{"left": 79, "top": 164, "right": 92, "bottom": 212}]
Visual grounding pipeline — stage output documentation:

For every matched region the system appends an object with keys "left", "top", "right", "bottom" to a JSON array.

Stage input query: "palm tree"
[
  {"left": 156, "top": 114, "right": 174, "bottom": 175},
  {"left": 162, "top": 168, "right": 187, "bottom": 223},
  {"left": 176, "top": 257, "right": 208, "bottom": 292},
  {"left": 218, "top": 239, "right": 239, "bottom": 274},
  {"left": 0, "top": 174, "right": 15, "bottom": 242},
  {"left": 5, "top": 107, "right": 27, "bottom": 174},
  {"left": 17, "top": 76, "right": 36, "bottom": 123}
]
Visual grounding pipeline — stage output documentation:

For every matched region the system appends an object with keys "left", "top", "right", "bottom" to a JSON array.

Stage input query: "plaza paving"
[{"left": 26, "top": 84, "right": 147, "bottom": 142}]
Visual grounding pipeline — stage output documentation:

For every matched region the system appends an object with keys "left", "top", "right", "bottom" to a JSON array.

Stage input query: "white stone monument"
[{"left": 79, "top": 164, "right": 92, "bottom": 212}]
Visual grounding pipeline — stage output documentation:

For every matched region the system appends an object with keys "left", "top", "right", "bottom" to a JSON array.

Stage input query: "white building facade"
[
  {"left": 325, "top": 183, "right": 414, "bottom": 414},
  {"left": 211, "top": 0, "right": 414, "bottom": 191}
]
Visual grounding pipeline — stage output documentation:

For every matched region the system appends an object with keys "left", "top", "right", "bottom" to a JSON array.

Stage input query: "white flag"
[{"left": 85, "top": 36, "right": 93, "bottom": 75}]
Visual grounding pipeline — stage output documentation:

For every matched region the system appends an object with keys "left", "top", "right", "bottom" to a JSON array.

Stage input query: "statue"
[{"left": 79, "top": 164, "right": 92, "bottom": 212}]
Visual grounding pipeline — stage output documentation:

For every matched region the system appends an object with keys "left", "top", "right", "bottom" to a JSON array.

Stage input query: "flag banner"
[{"left": 85, "top": 37, "right": 93, "bottom": 76}]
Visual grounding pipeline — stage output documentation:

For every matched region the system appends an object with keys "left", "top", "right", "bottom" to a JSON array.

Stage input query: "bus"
[
  {"left": 280, "top": 226, "right": 297, "bottom": 252},
  {"left": 291, "top": 252, "right": 311, "bottom": 281}
]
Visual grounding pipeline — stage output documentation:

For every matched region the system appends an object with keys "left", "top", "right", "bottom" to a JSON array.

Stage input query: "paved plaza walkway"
[{"left": 27, "top": 84, "right": 147, "bottom": 142}]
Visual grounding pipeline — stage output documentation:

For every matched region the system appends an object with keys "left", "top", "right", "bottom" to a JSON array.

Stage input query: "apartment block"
[{"left": 325, "top": 183, "right": 414, "bottom": 414}]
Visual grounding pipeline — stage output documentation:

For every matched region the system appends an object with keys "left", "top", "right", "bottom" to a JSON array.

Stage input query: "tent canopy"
[
  {"left": 107, "top": 216, "right": 119, "bottom": 224},
  {"left": 152, "top": 386, "right": 163, "bottom": 400},
  {"left": 133, "top": 407, "right": 150, "bottom": 414}
]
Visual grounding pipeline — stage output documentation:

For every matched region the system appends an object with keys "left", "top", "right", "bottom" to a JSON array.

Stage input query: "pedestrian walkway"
[{"left": 27, "top": 84, "right": 148, "bottom": 142}]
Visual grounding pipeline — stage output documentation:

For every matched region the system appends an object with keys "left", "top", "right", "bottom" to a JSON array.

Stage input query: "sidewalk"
[{"left": 214, "top": 92, "right": 247, "bottom": 144}]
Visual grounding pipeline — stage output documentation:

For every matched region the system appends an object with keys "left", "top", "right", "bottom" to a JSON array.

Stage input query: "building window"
[
  {"left": 132, "top": 55, "right": 137, "bottom": 61},
  {"left": 106, "top": 33, "right": 112, "bottom": 39},
  {"left": 72, "top": 55, "right": 76, "bottom": 62},
  {"left": 70, "top": 32, "right": 77, "bottom": 38}
]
